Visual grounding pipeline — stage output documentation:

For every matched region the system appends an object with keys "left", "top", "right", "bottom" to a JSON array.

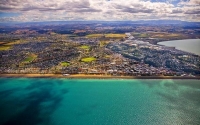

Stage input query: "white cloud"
[{"left": 0, "top": 0, "right": 199, "bottom": 22}]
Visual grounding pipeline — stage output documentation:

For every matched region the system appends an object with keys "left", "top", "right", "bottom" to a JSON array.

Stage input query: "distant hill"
[{"left": 0, "top": 20, "right": 199, "bottom": 27}]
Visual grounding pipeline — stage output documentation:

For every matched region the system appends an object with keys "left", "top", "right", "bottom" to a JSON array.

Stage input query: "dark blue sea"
[{"left": 0, "top": 78, "right": 200, "bottom": 125}]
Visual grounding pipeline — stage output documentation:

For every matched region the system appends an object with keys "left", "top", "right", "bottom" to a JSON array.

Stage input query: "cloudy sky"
[{"left": 0, "top": 0, "right": 199, "bottom": 22}]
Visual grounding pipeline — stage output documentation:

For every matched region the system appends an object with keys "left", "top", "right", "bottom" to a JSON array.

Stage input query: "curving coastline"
[
  {"left": 0, "top": 74, "right": 199, "bottom": 79},
  {"left": 158, "top": 39, "right": 200, "bottom": 55}
]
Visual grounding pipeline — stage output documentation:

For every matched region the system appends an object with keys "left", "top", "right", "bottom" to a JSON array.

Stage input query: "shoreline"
[
  {"left": 157, "top": 39, "right": 200, "bottom": 56},
  {"left": 157, "top": 38, "right": 200, "bottom": 43},
  {"left": 0, "top": 74, "right": 199, "bottom": 79}
]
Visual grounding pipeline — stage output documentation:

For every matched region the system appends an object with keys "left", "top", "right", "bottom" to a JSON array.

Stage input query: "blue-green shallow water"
[{"left": 0, "top": 78, "right": 200, "bottom": 125}]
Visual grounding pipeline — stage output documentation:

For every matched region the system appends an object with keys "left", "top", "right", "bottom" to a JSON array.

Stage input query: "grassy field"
[
  {"left": 151, "top": 33, "right": 183, "bottom": 38},
  {"left": 100, "top": 40, "right": 109, "bottom": 47},
  {"left": 80, "top": 45, "right": 90, "bottom": 50},
  {"left": 132, "top": 33, "right": 149, "bottom": 38},
  {"left": 131, "top": 32, "right": 184, "bottom": 39},
  {"left": 24, "top": 54, "right": 37, "bottom": 63},
  {"left": 0, "top": 40, "right": 23, "bottom": 51},
  {"left": 86, "top": 34, "right": 104, "bottom": 38},
  {"left": 105, "top": 34, "right": 126, "bottom": 38},
  {"left": 81, "top": 57, "right": 96, "bottom": 62},
  {"left": 0, "top": 46, "right": 11, "bottom": 51},
  {"left": 105, "top": 55, "right": 111, "bottom": 58},
  {"left": 4, "top": 40, "right": 21, "bottom": 45},
  {"left": 60, "top": 62, "right": 70, "bottom": 67},
  {"left": 138, "top": 33, "right": 149, "bottom": 38},
  {"left": 86, "top": 33, "right": 126, "bottom": 38},
  {"left": 66, "top": 34, "right": 78, "bottom": 37}
]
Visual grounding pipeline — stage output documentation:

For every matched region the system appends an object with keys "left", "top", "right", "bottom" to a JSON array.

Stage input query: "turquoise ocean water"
[{"left": 0, "top": 78, "right": 200, "bottom": 125}]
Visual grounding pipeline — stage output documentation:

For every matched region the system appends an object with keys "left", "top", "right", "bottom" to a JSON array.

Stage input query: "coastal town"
[
  {"left": 0, "top": 21, "right": 199, "bottom": 77},
  {"left": 1, "top": 1, "right": 200, "bottom": 125}
]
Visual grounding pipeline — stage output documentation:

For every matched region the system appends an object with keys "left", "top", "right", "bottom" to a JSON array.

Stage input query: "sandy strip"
[{"left": 0, "top": 74, "right": 199, "bottom": 79}]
